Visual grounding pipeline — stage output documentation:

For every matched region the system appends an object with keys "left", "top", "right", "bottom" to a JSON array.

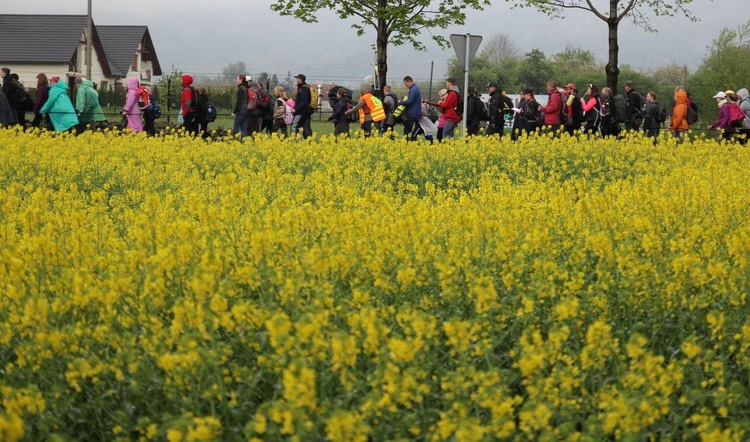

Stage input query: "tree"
[
  {"left": 482, "top": 33, "right": 519, "bottom": 65},
  {"left": 222, "top": 61, "right": 248, "bottom": 80},
  {"left": 503, "top": 0, "right": 702, "bottom": 93},
  {"left": 690, "top": 20, "right": 750, "bottom": 119},
  {"left": 447, "top": 52, "right": 504, "bottom": 92},
  {"left": 270, "top": 0, "right": 490, "bottom": 90},
  {"left": 518, "top": 49, "right": 553, "bottom": 94}
]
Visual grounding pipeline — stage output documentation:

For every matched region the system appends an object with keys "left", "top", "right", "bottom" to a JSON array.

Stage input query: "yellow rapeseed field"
[{"left": 1, "top": 126, "right": 750, "bottom": 441}]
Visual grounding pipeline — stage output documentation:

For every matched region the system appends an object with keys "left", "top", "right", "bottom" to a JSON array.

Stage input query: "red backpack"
[
  {"left": 246, "top": 87, "right": 258, "bottom": 112},
  {"left": 137, "top": 86, "right": 150, "bottom": 110},
  {"left": 729, "top": 102, "right": 745, "bottom": 127}
]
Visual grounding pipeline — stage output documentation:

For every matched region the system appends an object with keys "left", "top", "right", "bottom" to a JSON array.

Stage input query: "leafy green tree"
[
  {"left": 518, "top": 49, "right": 553, "bottom": 94},
  {"left": 501, "top": 0, "right": 702, "bottom": 93},
  {"left": 270, "top": 0, "right": 490, "bottom": 90},
  {"left": 689, "top": 19, "right": 750, "bottom": 123},
  {"left": 222, "top": 61, "right": 248, "bottom": 80},
  {"left": 447, "top": 52, "right": 508, "bottom": 93}
]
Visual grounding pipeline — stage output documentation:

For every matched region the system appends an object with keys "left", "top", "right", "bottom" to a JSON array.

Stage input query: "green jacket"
[
  {"left": 75, "top": 79, "right": 106, "bottom": 123},
  {"left": 39, "top": 81, "right": 79, "bottom": 132}
]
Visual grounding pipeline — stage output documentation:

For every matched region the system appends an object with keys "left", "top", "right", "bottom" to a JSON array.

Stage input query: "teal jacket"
[
  {"left": 75, "top": 79, "right": 106, "bottom": 124},
  {"left": 39, "top": 81, "right": 79, "bottom": 132}
]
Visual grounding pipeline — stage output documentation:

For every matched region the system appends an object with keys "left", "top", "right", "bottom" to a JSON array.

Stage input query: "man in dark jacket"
[
  {"left": 231, "top": 75, "right": 249, "bottom": 138},
  {"left": 486, "top": 82, "right": 513, "bottom": 138},
  {"left": 398, "top": 76, "right": 422, "bottom": 138},
  {"left": 564, "top": 83, "right": 584, "bottom": 136},
  {"left": 292, "top": 74, "right": 313, "bottom": 139},
  {"left": 624, "top": 81, "right": 644, "bottom": 131}
]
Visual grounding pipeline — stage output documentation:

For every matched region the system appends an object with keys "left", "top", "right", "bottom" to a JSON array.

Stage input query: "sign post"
[{"left": 450, "top": 33, "right": 482, "bottom": 136}]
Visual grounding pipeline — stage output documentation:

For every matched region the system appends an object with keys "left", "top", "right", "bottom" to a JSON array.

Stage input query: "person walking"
[
  {"left": 624, "top": 81, "right": 644, "bottom": 132},
  {"left": 466, "top": 87, "right": 485, "bottom": 136},
  {"left": 0, "top": 68, "right": 18, "bottom": 125},
  {"left": 31, "top": 73, "right": 51, "bottom": 130},
  {"left": 538, "top": 80, "right": 564, "bottom": 134},
  {"left": 292, "top": 73, "right": 313, "bottom": 139},
  {"left": 670, "top": 90, "right": 690, "bottom": 141},
  {"left": 486, "top": 82, "right": 513, "bottom": 139},
  {"left": 122, "top": 77, "right": 143, "bottom": 133},
  {"left": 329, "top": 87, "right": 354, "bottom": 137},
  {"left": 423, "top": 77, "right": 461, "bottom": 138},
  {"left": 708, "top": 90, "right": 739, "bottom": 143},
  {"left": 75, "top": 77, "right": 106, "bottom": 133},
  {"left": 272, "top": 85, "right": 290, "bottom": 137},
  {"left": 0, "top": 89, "right": 17, "bottom": 127},
  {"left": 381, "top": 85, "right": 399, "bottom": 136},
  {"left": 642, "top": 91, "right": 662, "bottom": 143},
  {"left": 346, "top": 82, "right": 385, "bottom": 137},
  {"left": 563, "top": 83, "right": 583, "bottom": 135},
  {"left": 399, "top": 76, "right": 422, "bottom": 139},
  {"left": 231, "top": 75, "right": 250, "bottom": 138},
  {"left": 39, "top": 78, "right": 78, "bottom": 132},
  {"left": 581, "top": 84, "right": 602, "bottom": 137},
  {"left": 519, "top": 88, "right": 541, "bottom": 136},
  {"left": 180, "top": 74, "right": 198, "bottom": 135},
  {"left": 737, "top": 88, "right": 750, "bottom": 145}
]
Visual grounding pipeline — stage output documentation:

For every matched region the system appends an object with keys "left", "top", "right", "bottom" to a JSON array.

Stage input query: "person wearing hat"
[
  {"left": 670, "top": 89, "right": 690, "bottom": 141},
  {"left": 486, "top": 82, "right": 513, "bottom": 138},
  {"left": 292, "top": 73, "right": 313, "bottom": 139},
  {"left": 39, "top": 75, "right": 78, "bottom": 132},
  {"left": 564, "top": 83, "right": 583, "bottom": 135},
  {"left": 75, "top": 76, "right": 106, "bottom": 133},
  {"left": 517, "top": 88, "right": 542, "bottom": 137},
  {"left": 707, "top": 90, "right": 735, "bottom": 141},
  {"left": 737, "top": 88, "right": 750, "bottom": 145}
]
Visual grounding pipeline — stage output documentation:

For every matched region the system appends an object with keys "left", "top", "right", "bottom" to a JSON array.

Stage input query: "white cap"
[{"left": 713, "top": 91, "right": 726, "bottom": 99}]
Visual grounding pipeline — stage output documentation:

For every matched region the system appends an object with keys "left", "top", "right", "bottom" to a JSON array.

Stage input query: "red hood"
[{"left": 181, "top": 74, "right": 193, "bottom": 88}]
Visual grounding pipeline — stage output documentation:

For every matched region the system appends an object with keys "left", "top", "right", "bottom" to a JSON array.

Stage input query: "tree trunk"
[
  {"left": 376, "top": 2, "right": 388, "bottom": 92},
  {"left": 606, "top": 18, "right": 620, "bottom": 94}
]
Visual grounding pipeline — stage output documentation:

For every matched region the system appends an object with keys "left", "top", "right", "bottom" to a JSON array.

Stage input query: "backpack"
[
  {"left": 472, "top": 96, "right": 489, "bottom": 121},
  {"left": 190, "top": 87, "right": 206, "bottom": 114},
  {"left": 149, "top": 100, "right": 162, "bottom": 119},
  {"left": 137, "top": 86, "right": 151, "bottom": 110},
  {"left": 11, "top": 80, "right": 34, "bottom": 111},
  {"left": 451, "top": 90, "right": 464, "bottom": 114},
  {"left": 613, "top": 94, "right": 627, "bottom": 123},
  {"left": 306, "top": 85, "right": 319, "bottom": 111},
  {"left": 257, "top": 87, "right": 271, "bottom": 112},
  {"left": 638, "top": 93, "right": 647, "bottom": 117},
  {"left": 686, "top": 102, "right": 698, "bottom": 125},
  {"left": 283, "top": 98, "right": 295, "bottom": 125},
  {"left": 729, "top": 102, "right": 745, "bottom": 127},
  {"left": 246, "top": 87, "right": 258, "bottom": 112},
  {"left": 205, "top": 101, "right": 217, "bottom": 122},
  {"left": 655, "top": 103, "right": 667, "bottom": 124},
  {"left": 557, "top": 92, "right": 569, "bottom": 123},
  {"left": 345, "top": 101, "right": 358, "bottom": 122}
]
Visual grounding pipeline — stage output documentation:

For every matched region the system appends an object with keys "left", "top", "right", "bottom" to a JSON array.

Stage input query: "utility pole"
[{"left": 86, "top": 0, "right": 93, "bottom": 79}]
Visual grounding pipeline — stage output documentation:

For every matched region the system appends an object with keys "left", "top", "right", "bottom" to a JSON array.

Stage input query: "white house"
[{"left": 0, "top": 14, "right": 162, "bottom": 88}]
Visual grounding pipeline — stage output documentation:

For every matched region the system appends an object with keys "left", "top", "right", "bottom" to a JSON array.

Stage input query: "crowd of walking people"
[{"left": 2, "top": 66, "right": 750, "bottom": 144}]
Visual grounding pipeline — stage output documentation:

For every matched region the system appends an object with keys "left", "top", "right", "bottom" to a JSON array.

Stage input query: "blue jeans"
[
  {"left": 443, "top": 120, "right": 457, "bottom": 138},
  {"left": 233, "top": 113, "right": 249, "bottom": 137}
]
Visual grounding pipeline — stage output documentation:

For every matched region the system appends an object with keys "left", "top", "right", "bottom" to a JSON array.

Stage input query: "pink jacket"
[{"left": 123, "top": 77, "right": 143, "bottom": 133}]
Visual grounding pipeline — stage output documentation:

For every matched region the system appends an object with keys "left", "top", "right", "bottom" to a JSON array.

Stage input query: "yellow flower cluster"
[{"left": 1, "top": 127, "right": 750, "bottom": 440}]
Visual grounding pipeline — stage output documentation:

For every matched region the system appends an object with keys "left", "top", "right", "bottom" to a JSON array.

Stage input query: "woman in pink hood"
[{"left": 121, "top": 77, "right": 143, "bottom": 133}]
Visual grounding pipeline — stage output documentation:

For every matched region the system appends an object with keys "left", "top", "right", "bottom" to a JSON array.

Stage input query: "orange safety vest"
[{"left": 359, "top": 93, "right": 386, "bottom": 124}]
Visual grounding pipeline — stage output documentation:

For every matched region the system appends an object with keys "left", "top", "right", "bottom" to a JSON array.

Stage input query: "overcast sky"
[{"left": 4, "top": 0, "right": 743, "bottom": 86}]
